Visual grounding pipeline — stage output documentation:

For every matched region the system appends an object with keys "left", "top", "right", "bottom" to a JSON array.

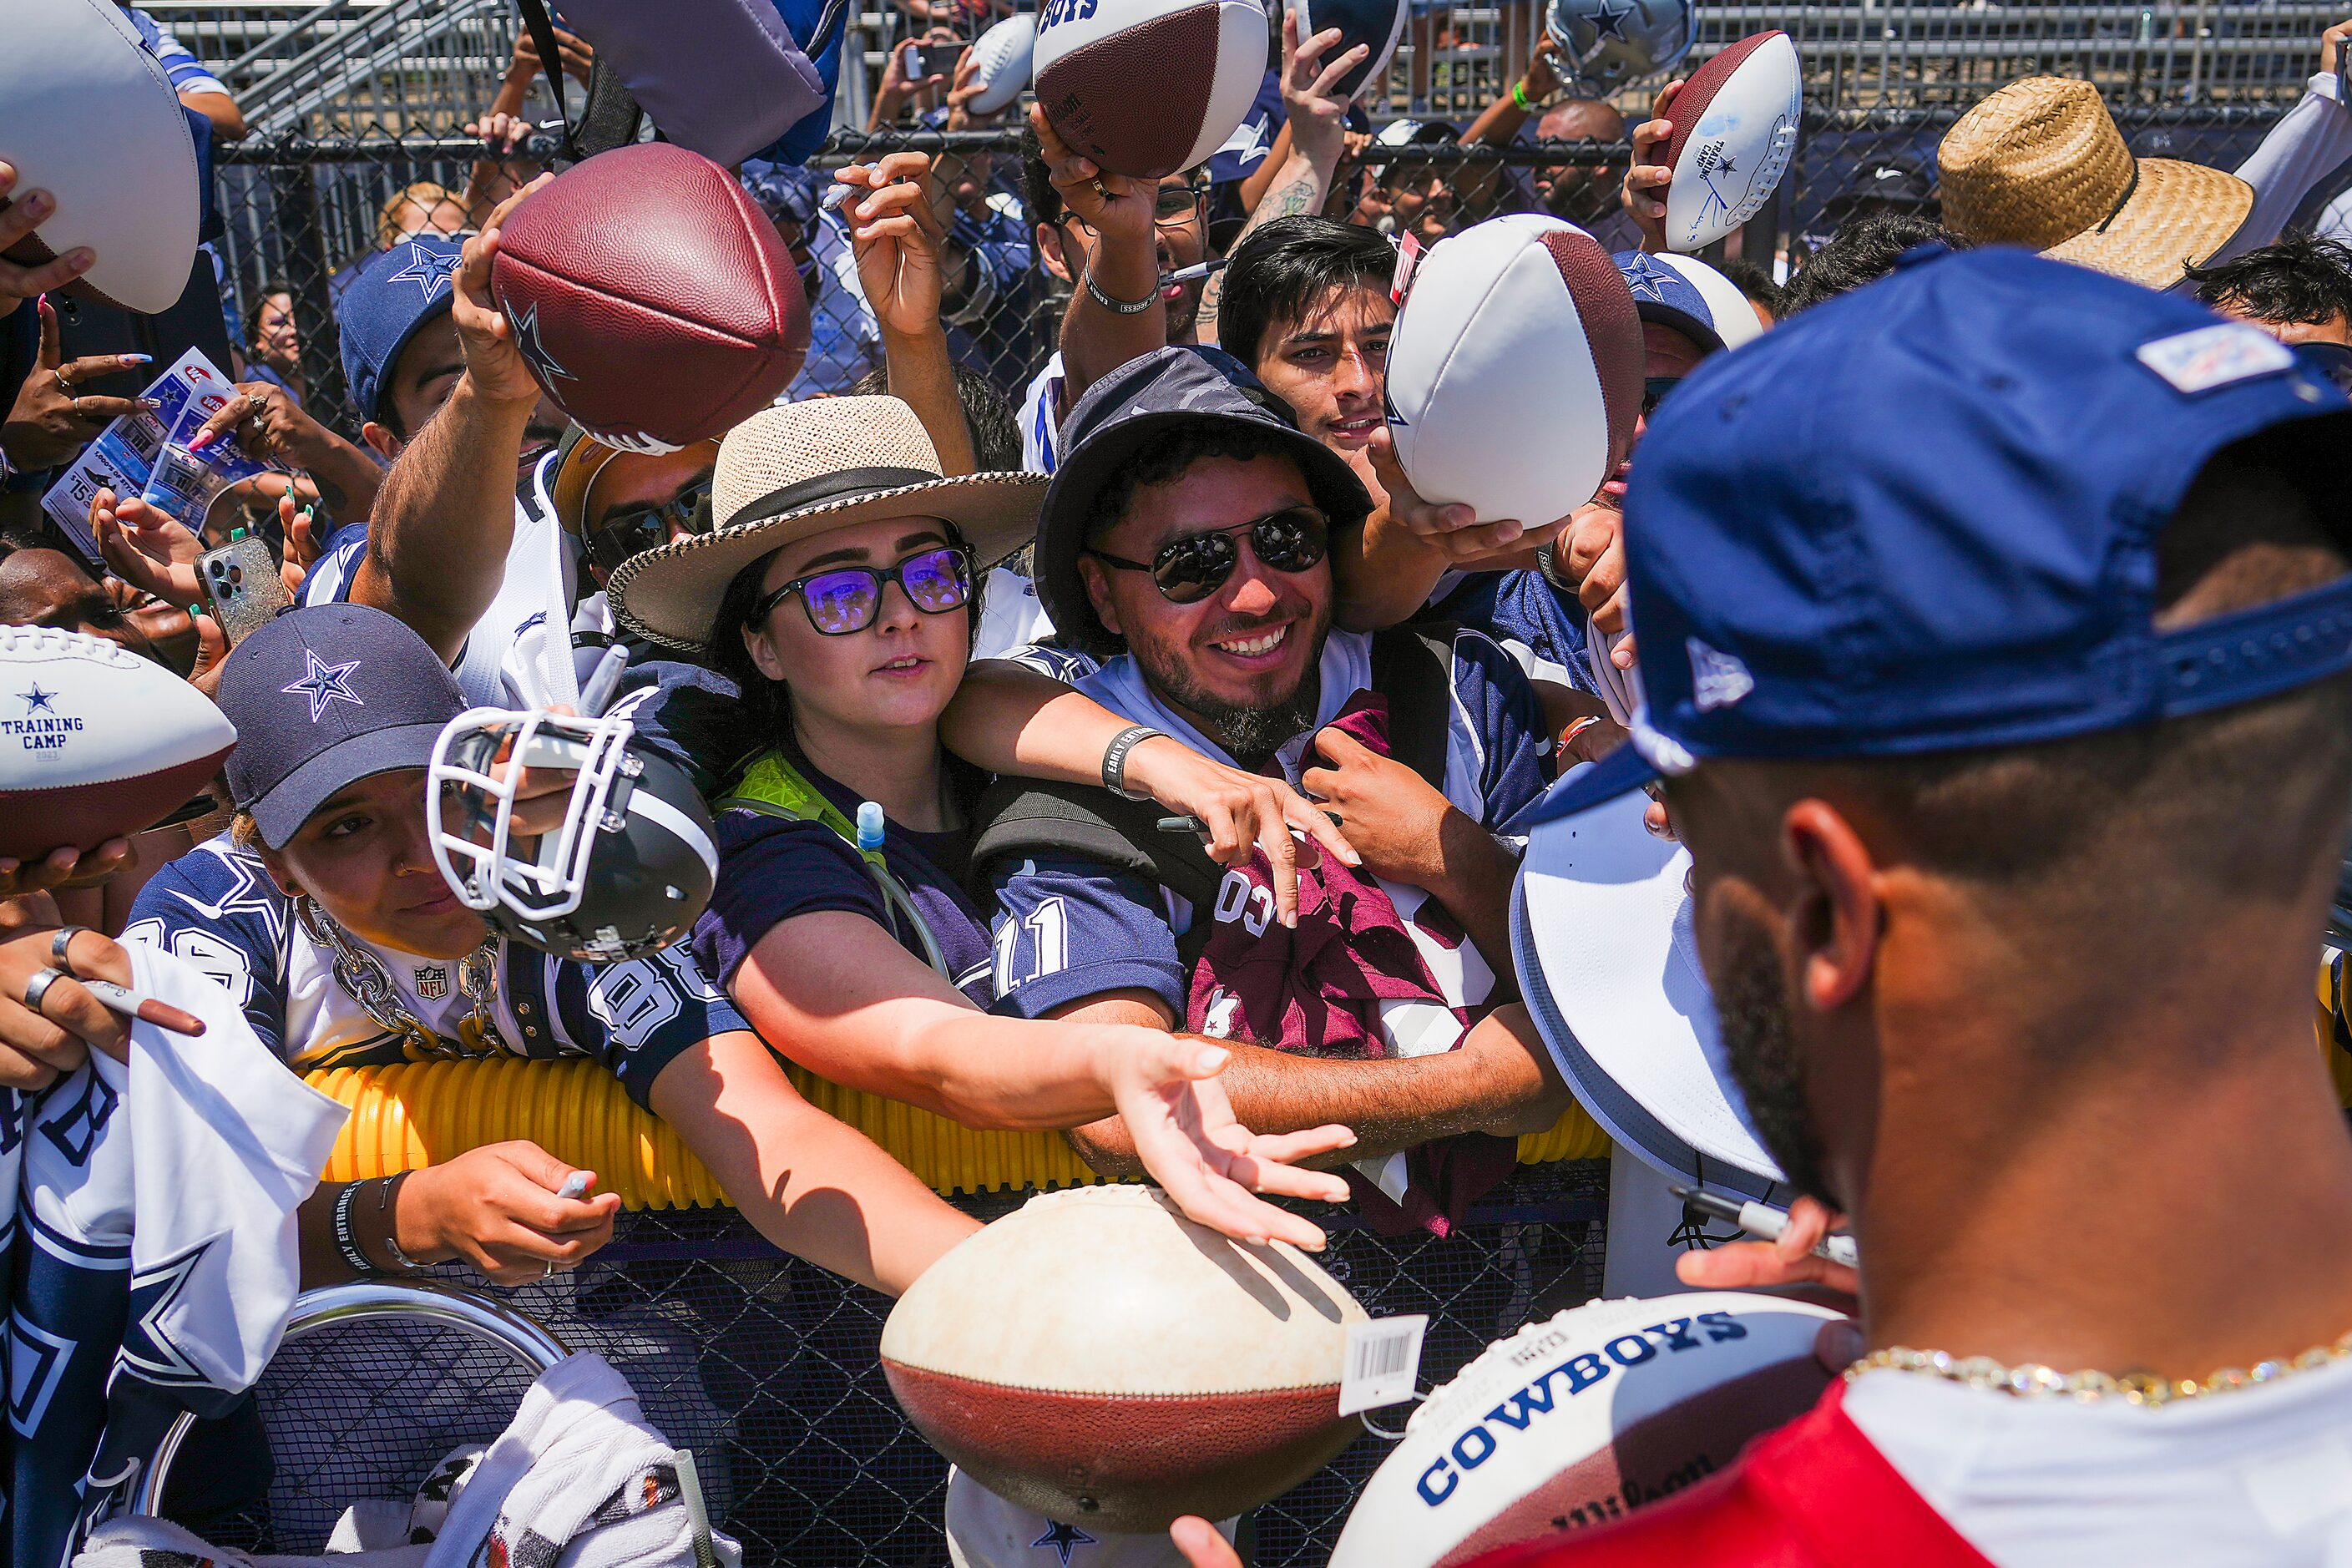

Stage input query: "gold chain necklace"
[{"left": 1846, "top": 1331, "right": 2352, "bottom": 1408}]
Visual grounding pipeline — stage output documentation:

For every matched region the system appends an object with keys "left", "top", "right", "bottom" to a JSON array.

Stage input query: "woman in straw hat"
[{"left": 607, "top": 393, "right": 1368, "bottom": 1288}]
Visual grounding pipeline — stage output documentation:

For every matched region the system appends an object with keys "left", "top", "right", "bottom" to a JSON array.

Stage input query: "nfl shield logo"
[{"left": 414, "top": 964, "right": 449, "bottom": 1000}]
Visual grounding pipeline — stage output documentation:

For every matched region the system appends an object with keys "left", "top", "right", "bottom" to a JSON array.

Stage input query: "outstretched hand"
[
  {"left": 1622, "top": 78, "right": 1684, "bottom": 253},
  {"left": 1102, "top": 1029, "right": 1353, "bottom": 1252},
  {"left": 1120, "top": 734, "right": 1361, "bottom": 929},
  {"left": 837, "top": 153, "right": 950, "bottom": 337},
  {"left": 453, "top": 177, "right": 554, "bottom": 407}
]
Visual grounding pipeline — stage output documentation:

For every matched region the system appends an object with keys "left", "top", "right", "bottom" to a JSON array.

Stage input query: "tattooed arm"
[{"left": 1196, "top": 13, "right": 1360, "bottom": 346}]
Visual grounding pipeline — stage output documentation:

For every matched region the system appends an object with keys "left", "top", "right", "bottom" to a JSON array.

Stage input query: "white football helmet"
[
  {"left": 1544, "top": 0, "right": 1692, "bottom": 89},
  {"left": 428, "top": 692, "right": 718, "bottom": 963}
]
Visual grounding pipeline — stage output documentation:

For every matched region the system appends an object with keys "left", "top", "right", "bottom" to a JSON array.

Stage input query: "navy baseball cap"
[
  {"left": 336, "top": 235, "right": 464, "bottom": 427},
  {"left": 1616, "top": 250, "right": 1741, "bottom": 355},
  {"left": 1035, "top": 346, "right": 1373, "bottom": 655},
  {"left": 220, "top": 604, "right": 466, "bottom": 848},
  {"left": 1520, "top": 246, "right": 2352, "bottom": 827}
]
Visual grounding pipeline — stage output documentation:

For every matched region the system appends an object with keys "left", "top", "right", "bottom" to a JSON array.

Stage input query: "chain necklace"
[
  {"left": 1846, "top": 1330, "right": 2352, "bottom": 1408},
  {"left": 294, "top": 895, "right": 508, "bottom": 1059}
]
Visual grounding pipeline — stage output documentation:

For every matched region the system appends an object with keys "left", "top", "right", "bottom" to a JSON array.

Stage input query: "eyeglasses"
[
  {"left": 585, "top": 483, "right": 711, "bottom": 576},
  {"left": 751, "top": 544, "right": 974, "bottom": 636},
  {"left": 1067, "top": 185, "right": 1206, "bottom": 236},
  {"left": 1641, "top": 377, "right": 1683, "bottom": 417},
  {"left": 1088, "top": 506, "right": 1329, "bottom": 604}
]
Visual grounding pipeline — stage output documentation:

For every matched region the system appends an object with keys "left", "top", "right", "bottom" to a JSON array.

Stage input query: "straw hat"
[
  {"left": 1939, "top": 77, "right": 2252, "bottom": 290},
  {"left": 609, "top": 396, "right": 1046, "bottom": 651}
]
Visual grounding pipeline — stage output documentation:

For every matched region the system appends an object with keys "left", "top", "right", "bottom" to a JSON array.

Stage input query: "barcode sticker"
[{"left": 1338, "top": 1315, "right": 1427, "bottom": 1415}]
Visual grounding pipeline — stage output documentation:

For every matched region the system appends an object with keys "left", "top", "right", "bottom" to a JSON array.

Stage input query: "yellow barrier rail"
[{"left": 306, "top": 1056, "right": 1616, "bottom": 1210}]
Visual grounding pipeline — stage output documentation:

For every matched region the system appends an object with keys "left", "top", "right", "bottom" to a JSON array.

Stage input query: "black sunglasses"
[
  {"left": 1642, "top": 377, "right": 1683, "bottom": 417},
  {"left": 585, "top": 483, "right": 711, "bottom": 576},
  {"left": 751, "top": 544, "right": 974, "bottom": 636},
  {"left": 1088, "top": 506, "right": 1329, "bottom": 604}
]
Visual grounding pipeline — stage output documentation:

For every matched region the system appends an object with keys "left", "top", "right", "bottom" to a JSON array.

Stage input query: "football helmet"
[
  {"left": 427, "top": 692, "right": 719, "bottom": 963},
  {"left": 1544, "top": 0, "right": 1692, "bottom": 89}
]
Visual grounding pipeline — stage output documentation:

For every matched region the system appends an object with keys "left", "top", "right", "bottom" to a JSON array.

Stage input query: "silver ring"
[
  {"left": 543, "top": 1259, "right": 557, "bottom": 1281},
  {"left": 23, "top": 967, "right": 64, "bottom": 1012},
  {"left": 49, "top": 927, "right": 89, "bottom": 969},
  {"left": 53, "top": 369, "right": 74, "bottom": 397}
]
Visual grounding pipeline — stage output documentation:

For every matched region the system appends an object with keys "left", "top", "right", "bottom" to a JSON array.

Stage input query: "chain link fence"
[{"left": 195, "top": 1164, "right": 1606, "bottom": 1566}]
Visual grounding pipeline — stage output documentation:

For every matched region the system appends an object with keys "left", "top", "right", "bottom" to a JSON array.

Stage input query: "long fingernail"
[
  {"left": 186, "top": 431, "right": 215, "bottom": 452},
  {"left": 123, "top": 354, "right": 152, "bottom": 367}
]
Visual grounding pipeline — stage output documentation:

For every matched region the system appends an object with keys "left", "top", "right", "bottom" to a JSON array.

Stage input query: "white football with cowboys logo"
[
  {"left": 1034, "top": 0, "right": 1270, "bottom": 178},
  {"left": 967, "top": 13, "right": 1039, "bottom": 116},
  {"left": 1662, "top": 31, "right": 1803, "bottom": 253},
  {"left": 0, "top": 626, "right": 235, "bottom": 859},
  {"left": 1329, "top": 1292, "right": 1844, "bottom": 1568}
]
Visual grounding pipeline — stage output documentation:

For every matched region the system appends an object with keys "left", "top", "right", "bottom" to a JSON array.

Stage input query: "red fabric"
[
  {"left": 1183, "top": 694, "right": 1515, "bottom": 1237},
  {"left": 1463, "top": 1383, "right": 1997, "bottom": 1568}
]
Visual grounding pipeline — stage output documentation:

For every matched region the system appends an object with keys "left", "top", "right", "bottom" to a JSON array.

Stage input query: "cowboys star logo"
[
  {"left": 415, "top": 964, "right": 449, "bottom": 1000},
  {"left": 506, "top": 300, "right": 578, "bottom": 384},
  {"left": 1587, "top": 0, "right": 1636, "bottom": 41}
]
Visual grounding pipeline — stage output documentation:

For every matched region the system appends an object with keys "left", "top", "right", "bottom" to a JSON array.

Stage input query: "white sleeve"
[{"left": 2223, "top": 75, "right": 2352, "bottom": 261}]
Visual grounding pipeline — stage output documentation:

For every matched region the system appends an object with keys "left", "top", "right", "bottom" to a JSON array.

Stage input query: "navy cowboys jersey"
[{"left": 125, "top": 833, "right": 748, "bottom": 1107}]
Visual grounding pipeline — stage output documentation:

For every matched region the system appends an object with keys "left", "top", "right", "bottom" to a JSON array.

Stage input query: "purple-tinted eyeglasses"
[{"left": 752, "top": 544, "right": 974, "bottom": 636}]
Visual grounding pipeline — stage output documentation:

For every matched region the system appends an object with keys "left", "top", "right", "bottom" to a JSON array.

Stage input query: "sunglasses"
[
  {"left": 1088, "top": 506, "right": 1329, "bottom": 604},
  {"left": 1642, "top": 377, "right": 1683, "bottom": 417},
  {"left": 1068, "top": 185, "right": 1206, "bottom": 235},
  {"left": 751, "top": 544, "right": 973, "bottom": 636},
  {"left": 586, "top": 483, "right": 711, "bottom": 577}
]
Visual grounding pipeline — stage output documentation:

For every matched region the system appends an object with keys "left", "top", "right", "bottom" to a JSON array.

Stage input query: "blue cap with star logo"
[
  {"left": 219, "top": 604, "right": 466, "bottom": 847},
  {"left": 336, "top": 235, "right": 466, "bottom": 428},
  {"left": 1613, "top": 249, "right": 1759, "bottom": 356}
]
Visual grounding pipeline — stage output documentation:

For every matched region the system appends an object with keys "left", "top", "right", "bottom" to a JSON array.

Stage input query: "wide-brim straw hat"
[
  {"left": 1940, "top": 76, "right": 2252, "bottom": 291},
  {"left": 609, "top": 396, "right": 1046, "bottom": 651}
]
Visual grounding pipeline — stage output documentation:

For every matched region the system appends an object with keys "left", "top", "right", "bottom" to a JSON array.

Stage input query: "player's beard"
[
  {"left": 1708, "top": 903, "right": 1836, "bottom": 1206},
  {"left": 1134, "top": 604, "right": 1331, "bottom": 770}
]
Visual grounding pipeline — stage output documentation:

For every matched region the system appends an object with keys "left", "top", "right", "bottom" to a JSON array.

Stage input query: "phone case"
[{"left": 199, "top": 534, "right": 291, "bottom": 646}]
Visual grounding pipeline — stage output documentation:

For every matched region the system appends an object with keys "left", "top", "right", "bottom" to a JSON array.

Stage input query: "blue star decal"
[
  {"left": 282, "top": 650, "right": 366, "bottom": 721},
  {"left": 119, "top": 1238, "right": 221, "bottom": 1388},
  {"left": 1621, "top": 252, "right": 1673, "bottom": 301},
  {"left": 1031, "top": 1520, "right": 1097, "bottom": 1566},
  {"left": 1717, "top": 154, "right": 1738, "bottom": 175},
  {"left": 384, "top": 241, "right": 458, "bottom": 303},
  {"left": 19, "top": 685, "right": 53, "bottom": 715},
  {"left": 507, "top": 300, "right": 577, "bottom": 385},
  {"left": 1588, "top": 0, "right": 1636, "bottom": 41}
]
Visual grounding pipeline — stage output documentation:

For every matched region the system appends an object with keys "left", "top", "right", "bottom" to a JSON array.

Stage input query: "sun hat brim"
[
  {"left": 2041, "top": 157, "right": 2253, "bottom": 291},
  {"left": 609, "top": 471, "right": 1049, "bottom": 651}
]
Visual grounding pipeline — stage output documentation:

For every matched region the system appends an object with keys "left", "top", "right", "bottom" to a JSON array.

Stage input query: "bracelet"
[
  {"left": 1082, "top": 263, "right": 1159, "bottom": 316},
  {"left": 1512, "top": 78, "right": 1533, "bottom": 110},
  {"left": 377, "top": 1170, "right": 423, "bottom": 1272},
  {"left": 331, "top": 1181, "right": 379, "bottom": 1277},
  {"left": 1101, "top": 725, "right": 1167, "bottom": 801}
]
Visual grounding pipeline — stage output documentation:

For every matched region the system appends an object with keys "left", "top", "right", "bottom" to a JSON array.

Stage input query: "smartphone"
[
  {"left": 198, "top": 529, "right": 291, "bottom": 647},
  {"left": 907, "top": 38, "right": 964, "bottom": 78}
]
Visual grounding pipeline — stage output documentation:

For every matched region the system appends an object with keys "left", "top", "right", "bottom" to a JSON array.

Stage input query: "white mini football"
[
  {"left": 1329, "top": 1292, "right": 1844, "bottom": 1568},
  {"left": 967, "top": 13, "right": 1039, "bottom": 116},
  {"left": 1386, "top": 214, "right": 1645, "bottom": 527},
  {"left": 1662, "top": 31, "right": 1802, "bottom": 254},
  {"left": 1292, "top": 0, "right": 1409, "bottom": 104},
  {"left": 1034, "top": 0, "right": 1272, "bottom": 179},
  {"left": 3, "top": 0, "right": 201, "bottom": 313},
  {"left": 882, "top": 1184, "right": 1368, "bottom": 1532},
  {"left": 0, "top": 627, "right": 235, "bottom": 859}
]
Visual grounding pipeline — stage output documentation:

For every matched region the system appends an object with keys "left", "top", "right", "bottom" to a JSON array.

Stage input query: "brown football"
[
  {"left": 1031, "top": 0, "right": 1271, "bottom": 179},
  {"left": 881, "top": 1185, "right": 1368, "bottom": 1532},
  {"left": 488, "top": 142, "right": 808, "bottom": 453}
]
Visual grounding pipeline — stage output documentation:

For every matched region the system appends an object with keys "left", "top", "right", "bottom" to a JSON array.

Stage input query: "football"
[
  {"left": 0, "top": 626, "right": 235, "bottom": 860},
  {"left": 1292, "top": 0, "right": 1409, "bottom": 105},
  {"left": 1329, "top": 1292, "right": 1844, "bottom": 1568},
  {"left": 1385, "top": 214, "right": 1644, "bottom": 527},
  {"left": 1034, "top": 0, "right": 1272, "bottom": 180},
  {"left": 1661, "top": 31, "right": 1802, "bottom": 253},
  {"left": 967, "top": 13, "right": 1039, "bottom": 116},
  {"left": 489, "top": 143, "right": 810, "bottom": 454},
  {"left": 2, "top": 0, "right": 200, "bottom": 314},
  {"left": 881, "top": 1184, "right": 1368, "bottom": 1532}
]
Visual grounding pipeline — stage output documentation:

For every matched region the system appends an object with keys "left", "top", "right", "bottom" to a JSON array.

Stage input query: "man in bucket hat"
[{"left": 1184, "top": 244, "right": 2352, "bottom": 1565}]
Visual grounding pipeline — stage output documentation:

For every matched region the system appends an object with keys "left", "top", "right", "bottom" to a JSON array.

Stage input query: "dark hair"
[
  {"left": 1081, "top": 421, "right": 1309, "bottom": 551},
  {"left": 2185, "top": 232, "right": 2352, "bottom": 331},
  {"left": 1786, "top": 414, "right": 2352, "bottom": 913},
  {"left": 1781, "top": 213, "right": 1955, "bottom": 316},
  {"left": 246, "top": 281, "right": 295, "bottom": 344},
  {"left": 1216, "top": 217, "right": 1397, "bottom": 367},
  {"left": 1021, "top": 124, "right": 1063, "bottom": 231},
  {"left": 844, "top": 367, "right": 1024, "bottom": 474},
  {"left": 1712, "top": 256, "right": 1783, "bottom": 319},
  {"left": 707, "top": 519, "right": 984, "bottom": 747}
]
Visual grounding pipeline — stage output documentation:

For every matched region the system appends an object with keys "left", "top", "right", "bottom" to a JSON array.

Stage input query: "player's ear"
[
  {"left": 1035, "top": 222, "right": 1072, "bottom": 284},
  {"left": 1077, "top": 554, "right": 1122, "bottom": 640},
  {"left": 360, "top": 421, "right": 403, "bottom": 462},
  {"left": 741, "top": 616, "right": 788, "bottom": 684},
  {"left": 251, "top": 842, "right": 302, "bottom": 901},
  {"left": 1780, "top": 799, "right": 1879, "bottom": 1014}
]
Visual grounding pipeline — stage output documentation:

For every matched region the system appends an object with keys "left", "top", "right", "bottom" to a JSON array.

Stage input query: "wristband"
[
  {"left": 1083, "top": 263, "right": 1159, "bottom": 316},
  {"left": 331, "top": 1181, "right": 379, "bottom": 1276},
  {"left": 1512, "top": 78, "right": 1533, "bottom": 110},
  {"left": 377, "top": 1171, "right": 423, "bottom": 1272},
  {"left": 1101, "top": 726, "right": 1167, "bottom": 801}
]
